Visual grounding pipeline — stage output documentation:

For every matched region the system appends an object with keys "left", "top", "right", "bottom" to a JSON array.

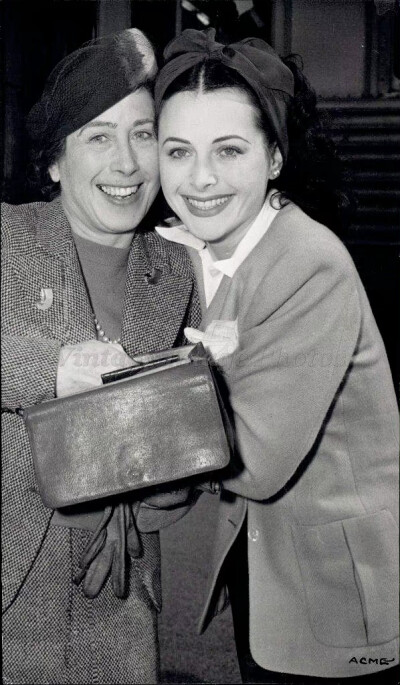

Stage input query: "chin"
[
  {"left": 191, "top": 222, "right": 227, "bottom": 241},
  {"left": 109, "top": 225, "right": 137, "bottom": 234},
  {"left": 103, "top": 212, "right": 141, "bottom": 233}
]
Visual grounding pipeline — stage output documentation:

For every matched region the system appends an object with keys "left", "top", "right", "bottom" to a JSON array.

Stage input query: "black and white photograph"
[{"left": 2, "top": 1, "right": 399, "bottom": 684}]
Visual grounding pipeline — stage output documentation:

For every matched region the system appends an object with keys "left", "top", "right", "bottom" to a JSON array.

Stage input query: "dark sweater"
[{"left": 73, "top": 233, "right": 130, "bottom": 342}]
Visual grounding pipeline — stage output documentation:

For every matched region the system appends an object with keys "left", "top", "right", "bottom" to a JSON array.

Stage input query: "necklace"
[{"left": 93, "top": 315, "right": 121, "bottom": 344}]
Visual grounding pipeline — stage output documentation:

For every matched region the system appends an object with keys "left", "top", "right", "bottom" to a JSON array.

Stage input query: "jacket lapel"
[
  {"left": 201, "top": 276, "right": 234, "bottom": 330},
  {"left": 121, "top": 232, "right": 196, "bottom": 357},
  {"left": 7, "top": 248, "right": 66, "bottom": 341},
  {"left": 6, "top": 198, "right": 92, "bottom": 343},
  {"left": 197, "top": 207, "right": 290, "bottom": 331},
  {"left": 35, "top": 198, "right": 95, "bottom": 343},
  {"left": 32, "top": 200, "right": 196, "bottom": 352},
  {"left": 186, "top": 247, "right": 236, "bottom": 331}
]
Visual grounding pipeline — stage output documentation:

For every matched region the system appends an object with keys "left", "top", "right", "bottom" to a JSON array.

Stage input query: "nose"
[
  {"left": 190, "top": 154, "right": 217, "bottom": 190},
  {"left": 110, "top": 140, "right": 139, "bottom": 176}
]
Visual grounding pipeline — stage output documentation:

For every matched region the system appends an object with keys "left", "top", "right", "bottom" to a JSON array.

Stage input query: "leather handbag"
[{"left": 23, "top": 343, "right": 231, "bottom": 509}]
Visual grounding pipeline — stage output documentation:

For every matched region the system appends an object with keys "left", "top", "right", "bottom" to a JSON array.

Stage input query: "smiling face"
[
  {"left": 49, "top": 89, "right": 159, "bottom": 246},
  {"left": 159, "top": 88, "right": 282, "bottom": 259}
]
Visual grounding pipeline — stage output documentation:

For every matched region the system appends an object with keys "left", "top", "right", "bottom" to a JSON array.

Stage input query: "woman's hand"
[
  {"left": 56, "top": 340, "right": 133, "bottom": 397},
  {"left": 184, "top": 319, "right": 238, "bottom": 361}
]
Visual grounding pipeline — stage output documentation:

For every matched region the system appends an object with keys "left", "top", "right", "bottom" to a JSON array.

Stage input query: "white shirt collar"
[
  {"left": 155, "top": 219, "right": 205, "bottom": 250},
  {"left": 156, "top": 189, "right": 279, "bottom": 279}
]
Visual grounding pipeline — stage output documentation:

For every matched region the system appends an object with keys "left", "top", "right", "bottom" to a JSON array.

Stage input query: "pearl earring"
[{"left": 271, "top": 168, "right": 280, "bottom": 179}]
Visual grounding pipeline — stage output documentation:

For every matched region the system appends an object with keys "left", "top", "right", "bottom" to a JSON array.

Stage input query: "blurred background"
[{"left": 2, "top": 2, "right": 399, "bottom": 682}]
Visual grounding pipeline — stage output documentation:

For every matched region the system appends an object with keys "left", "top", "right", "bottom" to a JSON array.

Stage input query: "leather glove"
[
  {"left": 137, "top": 486, "right": 202, "bottom": 532},
  {"left": 73, "top": 501, "right": 142, "bottom": 599},
  {"left": 141, "top": 485, "right": 194, "bottom": 509},
  {"left": 196, "top": 481, "right": 221, "bottom": 495}
]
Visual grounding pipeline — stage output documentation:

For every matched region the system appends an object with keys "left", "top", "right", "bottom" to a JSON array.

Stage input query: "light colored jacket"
[
  {"left": 190, "top": 203, "right": 399, "bottom": 678},
  {"left": 1, "top": 198, "right": 200, "bottom": 684}
]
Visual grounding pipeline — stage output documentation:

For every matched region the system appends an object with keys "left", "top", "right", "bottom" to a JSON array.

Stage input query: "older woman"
[
  {"left": 155, "top": 29, "right": 399, "bottom": 685},
  {"left": 1, "top": 28, "right": 200, "bottom": 684}
]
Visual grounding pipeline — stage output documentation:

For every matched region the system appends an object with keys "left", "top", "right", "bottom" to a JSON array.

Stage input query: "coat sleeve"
[{"left": 220, "top": 245, "right": 362, "bottom": 501}]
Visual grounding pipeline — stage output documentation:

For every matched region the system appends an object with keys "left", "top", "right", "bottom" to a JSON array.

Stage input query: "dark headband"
[
  {"left": 27, "top": 28, "right": 157, "bottom": 146},
  {"left": 155, "top": 28, "right": 294, "bottom": 161}
]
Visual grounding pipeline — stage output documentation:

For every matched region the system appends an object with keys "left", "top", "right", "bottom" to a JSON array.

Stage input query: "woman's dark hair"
[
  {"left": 160, "top": 58, "right": 353, "bottom": 236},
  {"left": 275, "top": 55, "right": 353, "bottom": 235},
  {"left": 27, "top": 137, "right": 66, "bottom": 200}
]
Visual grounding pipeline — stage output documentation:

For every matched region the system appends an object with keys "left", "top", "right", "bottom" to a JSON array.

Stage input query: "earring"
[{"left": 271, "top": 168, "right": 280, "bottom": 179}]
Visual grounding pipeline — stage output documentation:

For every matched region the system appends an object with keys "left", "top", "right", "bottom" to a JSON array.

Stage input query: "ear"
[
  {"left": 270, "top": 144, "right": 283, "bottom": 178},
  {"left": 48, "top": 162, "right": 60, "bottom": 183}
]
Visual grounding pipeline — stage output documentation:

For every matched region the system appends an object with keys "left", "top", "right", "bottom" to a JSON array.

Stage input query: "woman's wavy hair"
[
  {"left": 27, "top": 138, "right": 66, "bottom": 201},
  {"left": 159, "top": 56, "right": 354, "bottom": 236}
]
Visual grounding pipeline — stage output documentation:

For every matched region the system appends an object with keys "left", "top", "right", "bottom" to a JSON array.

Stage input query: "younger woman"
[{"left": 155, "top": 28, "right": 399, "bottom": 685}]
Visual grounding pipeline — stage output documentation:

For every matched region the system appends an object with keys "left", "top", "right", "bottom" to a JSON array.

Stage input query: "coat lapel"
[
  {"left": 186, "top": 247, "right": 236, "bottom": 331},
  {"left": 201, "top": 276, "right": 234, "bottom": 330},
  {"left": 30, "top": 199, "right": 197, "bottom": 352},
  {"left": 7, "top": 248, "right": 66, "bottom": 341},
  {"left": 6, "top": 198, "right": 92, "bottom": 344},
  {"left": 121, "top": 232, "right": 196, "bottom": 357},
  {"left": 35, "top": 198, "right": 96, "bottom": 343}
]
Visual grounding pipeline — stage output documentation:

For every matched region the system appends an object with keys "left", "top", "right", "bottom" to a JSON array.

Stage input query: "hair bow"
[{"left": 155, "top": 28, "right": 294, "bottom": 160}]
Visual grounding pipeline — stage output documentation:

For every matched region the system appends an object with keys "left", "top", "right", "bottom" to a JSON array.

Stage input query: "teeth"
[
  {"left": 187, "top": 197, "right": 230, "bottom": 210},
  {"left": 99, "top": 185, "right": 139, "bottom": 197}
]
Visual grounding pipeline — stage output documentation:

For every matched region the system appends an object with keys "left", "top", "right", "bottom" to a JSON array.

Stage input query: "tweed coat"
[
  {"left": 1, "top": 197, "right": 201, "bottom": 684},
  {"left": 186, "top": 203, "right": 399, "bottom": 678}
]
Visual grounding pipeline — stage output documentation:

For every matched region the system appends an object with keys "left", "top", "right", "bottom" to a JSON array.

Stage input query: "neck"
[
  {"left": 206, "top": 218, "right": 256, "bottom": 261},
  {"left": 207, "top": 242, "right": 231, "bottom": 261},
  {"left": 206, "top": 194, "right": 272, "bottom": 260},
  {"left": 71, "top": 224, "right": 134, "bottom": 249}
]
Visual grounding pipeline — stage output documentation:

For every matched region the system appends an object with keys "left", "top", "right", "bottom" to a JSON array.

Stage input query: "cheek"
[
  {"left": 159, "top": 155, "right": 170, "bottom": 178},
  {"left": 160, "top": 161, "right": 179, "bottom": 196},
  {"left": 140, "top": 146, "right": 160, "bottom": 183},
  {"left": 64, "top": 153, "right": 95, "bottom": 189},
  {"left": 58, "top": 160, "right": 80, "bottom": 198},
  {"left": 238, "top": 157, "right": 269, "bottom": 198}
]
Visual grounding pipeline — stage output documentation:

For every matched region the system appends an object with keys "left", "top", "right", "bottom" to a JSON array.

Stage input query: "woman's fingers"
[{"left": 56, "top": 340, "right": 133, "bottom": 396}]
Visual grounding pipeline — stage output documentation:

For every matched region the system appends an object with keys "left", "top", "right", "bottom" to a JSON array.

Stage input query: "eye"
[
  {"left": 168, "top": 148, "right": 191, "bottom": 159},
  {"left": 89, "top": 134, "right": 109, "bottom": 144},
  {"left": 132, "top": 130, "right": 155, "bottom": 142},
  {"left": 218, "top": 146, "right": 242, "bottom": 158}
]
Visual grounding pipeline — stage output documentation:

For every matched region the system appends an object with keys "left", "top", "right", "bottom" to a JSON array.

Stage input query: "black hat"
[{"left": 27, "top": 28, "right": 157, "bottom": 146}]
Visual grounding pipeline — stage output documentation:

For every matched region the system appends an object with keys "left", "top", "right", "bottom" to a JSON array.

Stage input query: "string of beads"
[{"left": 94, "top": 315, "right": 121, "bottom": 344}]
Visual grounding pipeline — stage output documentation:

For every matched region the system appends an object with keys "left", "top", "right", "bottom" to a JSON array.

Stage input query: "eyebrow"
[
  {"left": 78, "top": 118, "right": 154, "bottom": 136},
  {"left": 213, "top": 135, "right": 250, "bottom": 144},
  {"left": 78, "top": 122, "right": 117, "bottom": 135},
  {"left": 162, "top": 137, "right": 190, "bottom": 145},
  {"left": 162, "top": 134, "right": 250, "bottom": 145}
]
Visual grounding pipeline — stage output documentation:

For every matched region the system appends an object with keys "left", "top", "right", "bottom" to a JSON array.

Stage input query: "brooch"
[
  {"left": 35, "top": 288, "right": 53, "bottom": 311},
  {"left": 144, "top": 268, "right": 162, "bottom": 285}
]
